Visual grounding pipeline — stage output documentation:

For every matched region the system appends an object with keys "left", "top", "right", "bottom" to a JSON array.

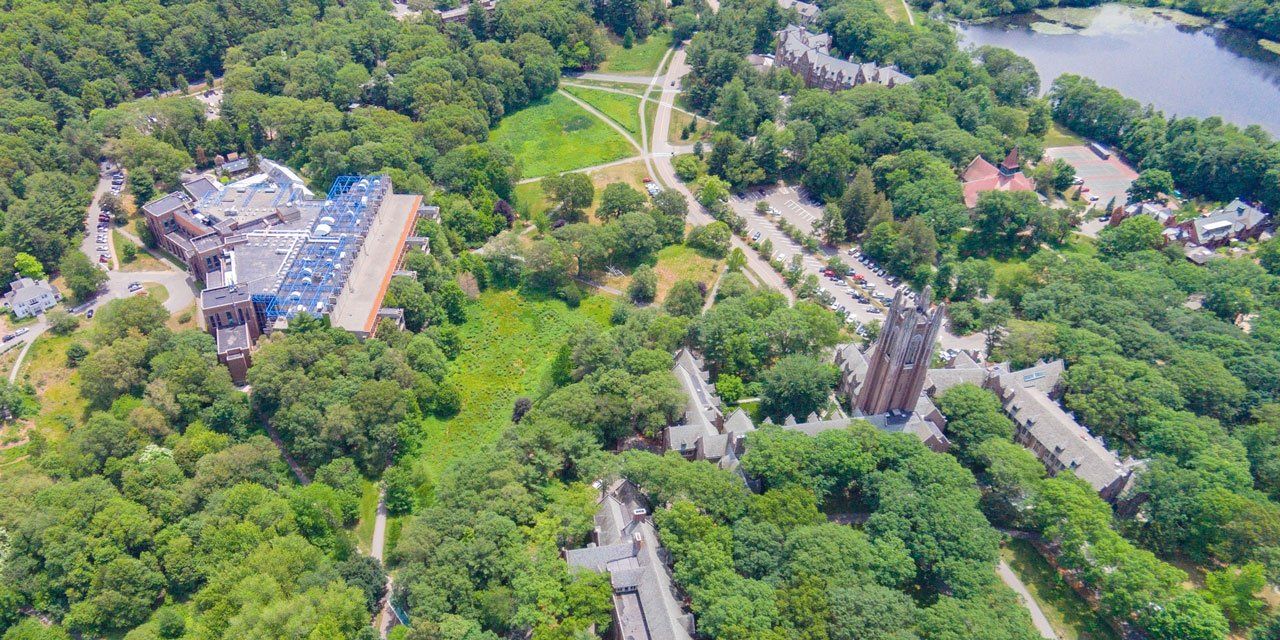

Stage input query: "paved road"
[
  {"left": 998, "top": 559, "right": 1060, "bottom": 639},
  {"left": 82, "top": 167, "right": 119, "bottom": 270},
  {"left": 645, "top": 47, "right": 792, "bottom": 299},
  {"left": 370, "top": 488, "right": 395, "bottom": 638}
]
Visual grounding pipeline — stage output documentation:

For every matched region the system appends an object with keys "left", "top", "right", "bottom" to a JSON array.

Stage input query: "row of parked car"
[{"left": 2, "top": 328, "right": 30, "bottom": 342}]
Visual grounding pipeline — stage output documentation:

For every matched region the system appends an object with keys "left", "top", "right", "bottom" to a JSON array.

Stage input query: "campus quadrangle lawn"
[
  {"left": 410, "top": 290, "right": 613, "bottom": 479},
  {"left": 489, "top": 93, "right": 635, "bottom": 178},
  {"left": 598, "top": 29, "right": 672, "bottom": 75},
  {"left": 562, "top": 85, "right": 642, "bottom": 136}
]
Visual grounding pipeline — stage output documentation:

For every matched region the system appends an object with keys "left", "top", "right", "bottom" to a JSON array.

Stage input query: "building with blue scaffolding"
[{"left": 143, "top": 160, "right": 435, "bottom": 383}]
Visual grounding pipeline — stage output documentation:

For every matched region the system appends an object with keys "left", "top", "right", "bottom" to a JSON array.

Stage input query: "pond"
[{"left": 954, "top": 4, "right": 1280, "bottom": 136}]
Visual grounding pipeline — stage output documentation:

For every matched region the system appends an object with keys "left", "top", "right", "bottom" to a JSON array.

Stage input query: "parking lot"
[
  {"left": 1045, "top": 145, "right": 1138, "bottom": 210},
  {"left": 729, "top": 183, "right": 986, "bottom": 352}
]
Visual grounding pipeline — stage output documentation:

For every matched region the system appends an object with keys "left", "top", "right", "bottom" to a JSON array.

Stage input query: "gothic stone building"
[{"left": 775, "top": 25, "right": 912, "bottom": 92}]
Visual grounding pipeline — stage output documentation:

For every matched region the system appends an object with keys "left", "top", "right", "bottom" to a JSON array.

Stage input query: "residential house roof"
[
  {"left": 1190, "top": 198, "right": 1269, "bottom": 242},
  {"left": 4, "top": 278, "right": 57, "bottom": 307}
]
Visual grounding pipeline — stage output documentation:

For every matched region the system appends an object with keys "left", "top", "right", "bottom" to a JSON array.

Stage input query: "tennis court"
[{"left": 1045, "top": 145, "right": 1139, "bottom": 207}]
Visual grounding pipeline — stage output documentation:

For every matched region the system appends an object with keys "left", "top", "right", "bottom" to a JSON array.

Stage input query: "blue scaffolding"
[{"left": 261, "top": 175, "right": 390, "bottom": 322}]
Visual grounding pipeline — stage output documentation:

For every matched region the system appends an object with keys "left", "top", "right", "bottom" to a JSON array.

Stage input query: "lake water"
[{"left": 954, "top": 4, "right": 1280, "bottom": 136}]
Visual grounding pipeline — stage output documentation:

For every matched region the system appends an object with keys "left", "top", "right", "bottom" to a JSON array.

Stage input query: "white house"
[{"left": 4, "top": 277, "right": 60, "bottom": 318}]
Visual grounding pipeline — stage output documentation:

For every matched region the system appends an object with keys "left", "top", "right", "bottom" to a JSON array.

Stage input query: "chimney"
[
  {"left": 632, "top": 531, "right": 644, "bottom": 554},
  {"left": 632, "top": 508, "right": 647, "bottom": 524}
]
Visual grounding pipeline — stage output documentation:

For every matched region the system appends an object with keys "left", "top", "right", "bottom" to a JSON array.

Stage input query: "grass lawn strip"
[
  {"left": 1044, "top": 121, "right": 1086, "bottom": 147},
  {"left": 489, "top": 93, "right": 635, "bottom": 178},
  {"left": 1001, "top": 539, "right": 1119, "bottom": 640},
  {"left": 598, "top": 29, "right": 673, "bottom": 75},
  {"left": 562, "top": 85, "right": 643, "bottom": 135}
]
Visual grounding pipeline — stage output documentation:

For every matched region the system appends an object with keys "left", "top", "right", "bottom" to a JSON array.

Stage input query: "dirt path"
[{"left": 515, "top": 155, "right": 644, "bottom": 185}]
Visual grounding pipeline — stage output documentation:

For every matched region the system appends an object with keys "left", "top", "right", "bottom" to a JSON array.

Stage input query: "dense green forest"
[{"left": 4, "top": 0, "right": 1280, "bottom": 636}]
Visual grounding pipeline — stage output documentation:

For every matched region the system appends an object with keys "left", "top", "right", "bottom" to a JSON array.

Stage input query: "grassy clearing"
[
  {"left": 598, "top": 244, "right": 724, "bottom": 303},
  {"left": 653, "top": 245, "right": 721, "bottom": 302},
  {"left": 1002, "top": 539, "right": 1119, "bottom": 640},
  {"left": 490, "top": 93, "right": 636, "bottom": 179},
  {"left": 878, "top": 0, "right": 910, "bottom": 22},
  {"left": 515, "top": 159, "right": 652, "bottom": 223},
  {"left": 668, "top": 107, "right": 711, "bottom": 146},
  {"left": 1044, "top": 121, "right": 1086, "bottom": 147},
  {"left": 113, "top": 229, "right": 169, "bottom": 272},
  {"left": 410, "top": 291, "right": 613, "bottom": 480},
  {"left": 563, "top": 79, "right": 648, "bottom": 94},
  {"left": 598, "top": 29, "right": 672, "bottom": 75},
  {"left": 141, "top": 282, "right": 169, "bottom": 305},
  {"left": 514, "top": 181, "right": 552, "bottom": 220},
  {"left": 17, "top": 332, "right": 88, "bottom": 447},
  {"left": 562, "top": 85, "right": 643, "bottom": 136},
  {"left": 354, "top": 479, "right": 379, "bottom": 553}
]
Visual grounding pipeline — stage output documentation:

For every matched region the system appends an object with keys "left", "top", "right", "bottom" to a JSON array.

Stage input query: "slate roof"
[
  {"left": 776, "top": 25, "right": 911, "bottom": 91},
  {"left": 4, "top": 278, "right": 57, "bottom": 307},
  {"left": 993, "top": 372, "right": 1134, "bottom": 495},
  {"left": 564, "top": 480, "right": 695, "bottom": 640},
  {"left": 778, "top": 0, "right": 821, "bottom": 20},
  {"left": 1190, "top": 198, "right": 1269, "bottom": 242}
]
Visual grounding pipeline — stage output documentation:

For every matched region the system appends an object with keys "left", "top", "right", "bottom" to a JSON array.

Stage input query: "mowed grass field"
[
  {"left": 410, "top": 290, "right": 613, "bottom": 480},
  {"left": 489, "top": 93, "right": 635, "bottom": 178},
  {"left": 562, "top": 85, "right": 643, "bottom": 135},
  {"left": 598, "top": 29, "right": 672, "bottom": 75}
]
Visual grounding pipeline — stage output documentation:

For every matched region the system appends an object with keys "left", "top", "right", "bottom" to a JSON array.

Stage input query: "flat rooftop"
[
  {"left": 224, "top": 233, "right": 307, "bottom": 295},
  {"left": 329, "top": 192, "right": 422, "bottom": 334}
]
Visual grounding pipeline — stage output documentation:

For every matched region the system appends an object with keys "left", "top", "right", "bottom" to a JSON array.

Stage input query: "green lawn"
[
  {"left": 353, "top": 479, "right": 380, "bottom": 554},
  {"left": 409, "top": 290, "right": 613, "bottom": 480},
  {"left": 562, "top": 85, "right": 643, "bottom": 136},
  {"left": 18, "top": 333, "right": 88, "bottom": 447},
  {"left": 490, "top": 93, "right": 636, "bottom": 178},
  {"left": 878, "top": 0, "right": 911, "bottom": 22},
  {"left": 1044, "top": 121, "right": 1086, "bottom": 147},
  {"left": 598, "top": 29, "right": 673, "bottom": 75},
  {"left": 513, "top": 181, "right": 551, "bottom": 220},
  {"left": 653, "top": 244, "right": 722, "bottom": 302},
  {"left": 1001, "top": 539, "right": 1119, "bottom": 640}
]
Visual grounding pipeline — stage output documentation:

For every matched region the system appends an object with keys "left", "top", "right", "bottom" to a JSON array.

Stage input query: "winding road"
[
  {"left": 7, "top": 164, "right": 198, "bottom": 384},
  {"left": 642, "top": 46, "right": 793, "bottom": 299}
]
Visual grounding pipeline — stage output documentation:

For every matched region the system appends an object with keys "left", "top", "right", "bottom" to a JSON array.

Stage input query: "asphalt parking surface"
[{"left": 1045, "top": 145, "right": 1139, "bottom": 209}]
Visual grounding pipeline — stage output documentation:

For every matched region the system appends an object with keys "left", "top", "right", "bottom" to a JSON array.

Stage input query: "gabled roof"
[
  {"left": 961, "top": 154, "right": 1036, "bottom": 208},
  {"left": 564, "top": 479, "right": 694, "bottom": 640},
  {"left": 4, "top": 278, "right": 56, "bottom": 306},
  {"left": 1191, "top": 198, "right": 1269, "bottom": 240}
]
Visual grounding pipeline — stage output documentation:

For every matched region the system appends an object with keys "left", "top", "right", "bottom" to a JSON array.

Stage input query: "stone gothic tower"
[{"left": 855, "top": 286, "right": 945, "bottom": 415}]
